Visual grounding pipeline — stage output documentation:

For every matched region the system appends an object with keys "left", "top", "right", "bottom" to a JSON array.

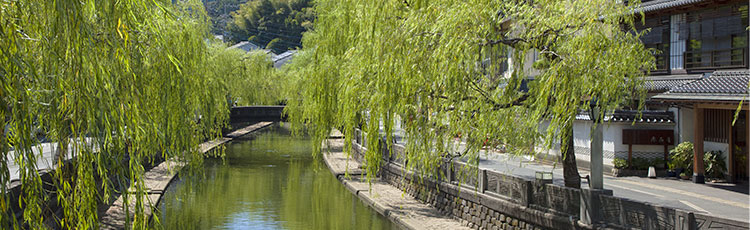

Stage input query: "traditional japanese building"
[{"left": 635, "top": 0, "right": 749, "bottom": 183}]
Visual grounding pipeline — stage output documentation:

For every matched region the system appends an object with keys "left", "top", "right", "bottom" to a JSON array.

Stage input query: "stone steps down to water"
[
  {"left": 322, "top": 138, "right": 470, "bottom": 230},
  {"left": 99, "top": 122, "right": 273, "bottom": 229}
]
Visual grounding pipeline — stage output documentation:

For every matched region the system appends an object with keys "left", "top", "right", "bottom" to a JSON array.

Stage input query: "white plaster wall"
[
  {"left": 573, "top": 121, "right": 592, "bottom": 151},
  {"left": 678, "top": 108, "right": 694, "bottom": 144},
  {"left": 705, "top": 141, "right": 731, "bottom": 177},
  {"left": 609, "top": 123, "right": 675, "bottom": 155},
  {"left": 705, "top": 141, "right": 729, "bottom": 153},
  {"left": 539, "top": 120, "right": 675, "bottom": 167}
]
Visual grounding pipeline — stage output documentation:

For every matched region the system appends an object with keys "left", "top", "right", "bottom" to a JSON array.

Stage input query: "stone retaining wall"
[
  {"left": 353, "top": 129, "right": 749, "bottom": 230},
  {"left": 381, "top": 164, "right": 550, "bottom": 230}
]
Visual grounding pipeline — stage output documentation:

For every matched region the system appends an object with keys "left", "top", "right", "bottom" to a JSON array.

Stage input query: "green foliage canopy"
[
  {"left": 209, "top": 43, "right": 285, "bottom": 105},
  {"left": 285, "top": 0, "right": 655, "bottom": 182},
  {"left": 0, "top": 0, "right": 237, "bottom": 228},
  {"left": 227, "top": 0, "right": 314, "bottom": 53},
  {"left": 203, "top": 0, "right": 249, "bottom": 36}
]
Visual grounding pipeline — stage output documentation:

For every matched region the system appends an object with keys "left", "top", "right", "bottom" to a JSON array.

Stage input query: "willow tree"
[
  {"left": 208, "top": 43, "right": 284, "bottom": 106},
  {"left": 285, "top": 0, "right": 654, "bottom": 186},
  {"left": 1, "top": 0, "right": 231, "bottom": 229}
]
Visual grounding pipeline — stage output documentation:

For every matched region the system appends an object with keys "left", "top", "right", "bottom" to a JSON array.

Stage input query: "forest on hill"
[
  {"left": 204, "top": 0, "right": 248, "bottom": 36},
  {"left": 205, "top": 0, "right": 313, "bottom": 54}
]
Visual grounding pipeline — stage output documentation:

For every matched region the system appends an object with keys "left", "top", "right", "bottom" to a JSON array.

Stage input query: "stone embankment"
[
  {"left": 99, "top": 122, "right": 273, "bottom": 229},
  {"left": 321, "top": 133, "right": 470, "bottom": 230},
  {"left": 348, "top": 129, "right": 749, "bottom": 230}
]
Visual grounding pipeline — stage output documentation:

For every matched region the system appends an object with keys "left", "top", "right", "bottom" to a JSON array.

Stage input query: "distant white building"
[
  {"left": 272, "top": 50, "right": 297, "bottom": 68},
  {"left": 214, "top": 35, "right": 224, "bottom": 42},
  {"left": 228, "top": 41, "right": 263, "bottom": 52}
]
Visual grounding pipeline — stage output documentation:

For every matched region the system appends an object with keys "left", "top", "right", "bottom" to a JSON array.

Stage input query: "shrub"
[
  {"left": 704, "top": 150, "right": 726, "bottom": 179},
  {"left": 650, "top": 158, "right": 666, "bottom": 169},
  {"left": 613, "top": 157, "right": 664, "bottom": 170},
  {"left": 669, "top": 142, "right": 693, "bottom": 174},
  {"left": 631, "top": 157, "right": 651, "bottom": 170},
  {"left": 613, "top": 158, "right": 627, "bottom": 169}
]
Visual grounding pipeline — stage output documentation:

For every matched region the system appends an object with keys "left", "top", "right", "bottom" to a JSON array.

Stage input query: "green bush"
[
  {"left": 668, "top": 142, "right": 726, "bottom": 179},
  {"left": 650, "top": 158, "right": 666, "bottom": 169},
  {"left": 613, "top": 157, "right": 665, "bottom": 170},
  {"left": 669, "top": 142, "right": 693, "bottom": 174},
  {"left": 613, "top": 158, "right": 627, "bottom": 169},
  {"left": 704, "top": 150, "right": 726, "bottom": 179},
  {"left": 631, "top": 157, "right": 651, "bottom": 170}
]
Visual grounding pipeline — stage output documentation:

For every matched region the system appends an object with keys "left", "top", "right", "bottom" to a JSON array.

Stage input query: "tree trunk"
[{"left": 561, "top": 119, "right": 581, "bottom": 188}]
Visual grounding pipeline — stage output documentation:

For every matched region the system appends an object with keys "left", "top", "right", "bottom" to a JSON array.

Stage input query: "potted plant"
[
  {"left": 669, "top": 142, "right": 693, "bottom": 178},
  {"left": 679, "top": 172, "right": 690, "bottom": 180},
  {"left": 612, "top": 158, "right": 628, "bottom": 176},
  {"left": 704, "top": 150, "right": 727, "bottom": 181},
  {"left": 666, "top": 168, "right": 676, "bottom": 177}
]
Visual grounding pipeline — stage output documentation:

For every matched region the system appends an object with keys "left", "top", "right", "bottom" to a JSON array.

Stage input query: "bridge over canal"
[{"left": 229, "top": 105, "right": 287, "bottom": 123}]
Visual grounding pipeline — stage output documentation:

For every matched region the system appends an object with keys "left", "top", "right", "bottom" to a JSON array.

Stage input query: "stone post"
[
  {"left": 479, "top": 169, "right": 488, "bottom": 193},
  {"left": 579, "top": 189, "right": 612, "bottom": 226},
  {"left": 590, "top": 106, "right": 604, "bottom": 189},
  {"left": 446, "top": 161, "right": 453, "bottom": 183},
  {"left": 675, "top": 209, "right": 696, "bottom": 230},
  {"left": 581, "top": 105, "right": 612, "bottom": 226}
]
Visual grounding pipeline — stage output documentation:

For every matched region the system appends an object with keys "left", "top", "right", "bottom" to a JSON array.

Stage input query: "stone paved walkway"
[
  {"left": 99, "top": 122, "right": 273, "bottom": 229},
  {"left": 322, "top": 138, "right": 470, "bottom": 230}
]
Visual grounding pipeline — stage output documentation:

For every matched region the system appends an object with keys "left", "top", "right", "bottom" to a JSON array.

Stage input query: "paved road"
[{"left": 475, "top": 152, "right": 750, "bottom": 222}]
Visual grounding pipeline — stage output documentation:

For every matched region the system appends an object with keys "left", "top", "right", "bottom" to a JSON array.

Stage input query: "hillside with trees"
[
  {"left": 204, "top": 0, "right": 249, "bottom": 37},
  {"left": 225, "top": 0, "right": 314, "bottom": 53}
]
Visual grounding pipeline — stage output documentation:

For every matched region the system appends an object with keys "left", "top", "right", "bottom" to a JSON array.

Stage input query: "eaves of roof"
[
  {"left": 636, "top": 0, "right": 708, "bottom": 14},
  {"left": 651, "top": 69, "right": 750, "bottom": 102},
  {"left": 576, "top": 110, "right": 675, "bottom": 124}
]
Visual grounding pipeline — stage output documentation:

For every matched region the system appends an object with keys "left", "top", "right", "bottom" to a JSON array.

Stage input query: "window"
[
  {"left": 704, "top": 109, "right": 731, "bottom": 143},
  {"left": 682, "top": 3, "right": 748, "bottom": 70},
  {"left": 637, "top": 16, "right": 671, "bottom": 73}
]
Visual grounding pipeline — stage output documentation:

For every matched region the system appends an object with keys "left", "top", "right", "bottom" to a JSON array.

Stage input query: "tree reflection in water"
[{"left": 157, "top": 124, "right": 394, "bottom": 230}]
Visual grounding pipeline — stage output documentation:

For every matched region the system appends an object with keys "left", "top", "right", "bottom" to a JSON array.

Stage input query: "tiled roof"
[
  {"left": 670, "top": 70, "right": 749, "bottom": 94},
  {"left": 272, "top": 50, "right": 297, "bottom": 68},
  {"left": 644, "top": 78, "right": 699, "bottom": 93},
  {"left": 227, "top": 41, "right": 262, "bottom": 52},
  {"left": 642, "top": 74, "right": 701, "bottom": 93},
  {"left": 710, "top": 69, "right": 750, "bottom": 77},
  {"left": 637, "top": 0, "right": 707, "bottom": 13},
  {"left": 652, "top": 69, "right": 750, "bottom": 101},
  {"left": 576, "top": 110, "right": 675, "bottom": 123}
]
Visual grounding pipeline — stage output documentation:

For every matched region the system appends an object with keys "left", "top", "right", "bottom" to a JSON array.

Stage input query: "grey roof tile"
[
  {"left": 645, "top": 79, "right": 697, "bottom": 92},
  {"left": 670, "top": 71, "right": 749, "bottom": 95},
  {"left": 651, "top": 69, "right": 750, "bottom": 101},
  {"left": 637, "top": 0, "right": 707, "bottom": 13}
]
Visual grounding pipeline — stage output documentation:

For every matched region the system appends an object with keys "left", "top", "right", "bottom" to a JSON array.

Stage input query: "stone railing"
[{"left": 350, "top": 129, "right": 749, "bottom": 230}]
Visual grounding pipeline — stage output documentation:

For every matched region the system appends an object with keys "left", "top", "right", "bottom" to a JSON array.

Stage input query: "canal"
[{"left": 157, "top": 124, "right": 395, "bottom": 229}]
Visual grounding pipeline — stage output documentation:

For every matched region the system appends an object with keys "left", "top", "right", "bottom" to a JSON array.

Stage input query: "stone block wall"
[
  {"left": 381, "top": 165, "right": 546, "bottom": 230},
  {"left": 351, "top": 129, "right": 749, "bottom": 230}
]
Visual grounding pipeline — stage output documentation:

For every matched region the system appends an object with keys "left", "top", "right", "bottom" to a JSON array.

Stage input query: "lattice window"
[{"left": 704, "top": 109, "right": 731, "bottom": 143}]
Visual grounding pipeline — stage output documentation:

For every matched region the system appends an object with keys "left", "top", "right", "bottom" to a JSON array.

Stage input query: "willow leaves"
[
  {"left": 1, "top": 0, "right": 231, "bottom": 229},
  {"left": 285, "top": 0, "right": 654, "bottom": 183}
]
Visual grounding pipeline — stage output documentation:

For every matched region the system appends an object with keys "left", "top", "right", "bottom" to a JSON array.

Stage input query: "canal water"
[{"left": 157, "top": 125, "right": 395, "bottom": 229}]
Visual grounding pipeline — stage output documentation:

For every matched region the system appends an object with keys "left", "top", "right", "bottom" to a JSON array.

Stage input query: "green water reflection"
[{"left": 157, "top": 125, "right": 395, "bottom": 230}]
